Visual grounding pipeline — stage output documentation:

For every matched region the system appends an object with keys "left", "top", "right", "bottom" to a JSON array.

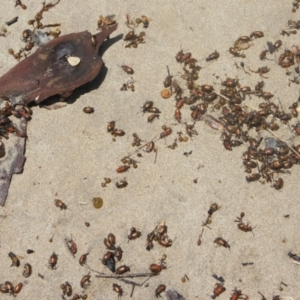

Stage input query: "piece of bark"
[
  {"left": 0, "top": 23, "right": 118, "bottom": 106},
  {"left": 0, "top": 23, "right": 118, "bottom": 205},
  {"left": 0, "top": 119, "right": 27, "bottom": 206},
  {"left": 166, "top": 289, "right": 186, "bottom": 300}
]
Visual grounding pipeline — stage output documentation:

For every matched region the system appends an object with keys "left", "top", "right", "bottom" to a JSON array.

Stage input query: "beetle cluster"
[
  {"left": 27, "top": 0, "right": 61, "bottom": 30},
  {"left": 0, "top": 281, "right": 23, "bottom": 296},
  {"left": 60, "top": 280, "right": 88, "bottom": 299},
  {"left": 8, "top": 1, "right": 61, "bottom": 61},
  {"left": 291, "top": 0, "right": 300, "bottom": 12},
  {"left": 154, "top": 39, "right": 300, "bottom": 190},
  {"left": 120, "top": 77, "right": 135, "bottom": 92},
  {"left": 146, "top": 222, "right": 173, "bottom": 251},
  {"left": 123, "top": 14, "right": 149, "bottom": 48},
  {"left": 0, "top": 103, "right": 31, "bottom": 158},
  {"left": 101, "top": 232, "right": 126, "bottom": 273},
  {"left": 0, "top": 252, "right": 33, "bottom": 297},
  {"left": 142, "top": 100, "right": 161, "bottom": 123},
  {"left": 231, "top": 31, "right": 264, "bottom": 57},
  {"left": 107, "top": 120, "right": 126, "bottom": 139},
  {"left": 97, "top": 14, "right": 117, "bottom": 31}
]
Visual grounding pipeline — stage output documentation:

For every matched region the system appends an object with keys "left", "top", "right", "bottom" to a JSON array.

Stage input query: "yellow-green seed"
[{"left": 92, "top": 197, "right": 103, "bottom": 209}]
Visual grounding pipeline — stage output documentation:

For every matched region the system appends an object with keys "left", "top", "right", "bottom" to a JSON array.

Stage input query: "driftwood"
[{"left": 0, "top": 23, "right": 118, "bottom": 205}]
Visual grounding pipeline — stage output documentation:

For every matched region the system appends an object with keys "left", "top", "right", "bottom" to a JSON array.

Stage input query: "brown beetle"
[
  {"left": 148, "top": 113, "right": 160, "bottom": 123},
  {"left": 144, "top": 141, "right": 155, "bottom": 153},
  {"left": 113, "top": 283, "right": 123, "bottom": 298},
  {"left": 128, "top": 227, "right": 142, "bottom": 241},
  {"left": 79, "top": 247, "right": 92, "bottom": 266},
  {"left": 211, "top": 283, "right": 226, "bottom": 299},
  {"left": 273, "top": 178, "right": 284, "bottom": 190},
  {"left": 80, "top": 275, "right": 91, "bottom": 289},
  {"left": 14, "top": 282, "right": 23, "bottom": 295},
  {"left": 250, "top": 31, "right": 264, "bottom": 38},
  {"left": 140, "top": 15, "right": 150, "bottom": 28},
  {"left": 121, "top": 64, "right": 134, "bottom": 74},
  {"left": 148, "top": 107, "right": 161, "bottom": 114},
  {"left": 114, "top": 246, "right": 123, "bottom": 261},
  {"left": 235, "top": 212, "right": 255, "bottom": 235},
  {"left": 48, "top": 252, "right": 58, "bottom": 269},
  {"left": 246, "top": 173, "right": 260, "bottom": 182},
  {"left": 160, "top": 126, "right": 172, "bottom": 139},
  {"left": 238, "top": 222, "right": 255, "bottom": 234},
  {"left": 214, "top": 237, "right": 230, "bottom": 249},
  {"left": 142, "top": 100, "right": 153, "bottom": 113},
  {"left": 229, "top": 47, "right": 245, "bottom": 58},
  {"left": 116, "top": 179, "right": 128, "bottom": 189},
  {"left": 107, "top": 121, "right": 115, "bottom": 132},
  {"left": 0, "top": 284, "right": 9, "bottom": 294},
  {"left": 107, "top": 233, "right": 116, "bottom": 245},
  {"left": 61, "top": 281, "right": 73, "bottom": 297},
  {"left": 83, "top": 106, "right": 94, "bottom": 114},
  {"left": 65, "top": 236, "right": 77, "bottom": 257},
  {"left": 149, "top": 263, "right": 166, "bottom": 274},
  {"left": 230, "top": 288, "right": 243, "bottom": 300},
  {"left": 5, "top": 281, "right": 14, "bottom": 294},
  {"left": 101, "top": 251, "right": 116, "bottom": 272},
  {"left": 23, "top": 263, "right": 32, "bottom": 278},
  {"left": 54, "top": 199, "right": 67, "bottom": 210},
  {"left": 180, "top": 52, "right": 192, "bottom": 63},
  {"left": 116, "top": 165, "right": 130, "bottom": 173},
  {"left": 158, "top": 237, "right": 173, "bottom": 248},
  {"left": 112, "top": 129, "right": 126, "bottom": 137},
  {"left": 104, "top": 237, "right": 116, "bottom": 250},
  {"left": 208, "top": 203, "right": 220, "bottom": 216},
  {"left": 124, "top": 30, "right": 135, "bottom": 41},
  {"left": 8, "top": 252, "right": 20, "bottom": 267},
  {"left": 116, "top": 265, "right": 130, "bottom": 275},
  {"left": 155, "top": 284, "right": 166, "bottom": 298},
  {"left": 206, "top": 50, "right": 219, "bottom": 61}
]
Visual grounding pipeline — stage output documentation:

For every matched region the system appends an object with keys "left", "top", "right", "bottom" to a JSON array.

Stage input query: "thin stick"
[
  {"left": 215, "top": 92, "right": 230, "bottom": 102},
  {"left": 119, "top": 277, "right": 151, "bottom": 286},
  {"left": 130, "top": 284, "right": 135, "bottom": 297},
  {"left": 154, "top": 146, "right": 158, "bottom": 164},
  {"left": 95, "top": 272, "right": 157, "bottom": 279}
]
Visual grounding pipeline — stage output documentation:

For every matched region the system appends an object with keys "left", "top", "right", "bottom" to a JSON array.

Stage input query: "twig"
[
  {"left": 119, "top": 277, "right": 151, "bottom": 286},
  {"left": 215, "top": 92, "right": 230, "bottom": 102},
  {"left": 95, "top": 272, "right": 157, "bottom": 279}
]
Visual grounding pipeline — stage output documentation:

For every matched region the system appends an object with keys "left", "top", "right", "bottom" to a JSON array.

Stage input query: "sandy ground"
[{"left": 0, "top": 0, "right": 300, "bottom": 299}]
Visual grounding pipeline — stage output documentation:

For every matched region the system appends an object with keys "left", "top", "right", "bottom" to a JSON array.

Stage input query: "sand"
[{"left": 0, "top": 1, "right": 300, "bottom": 299}]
